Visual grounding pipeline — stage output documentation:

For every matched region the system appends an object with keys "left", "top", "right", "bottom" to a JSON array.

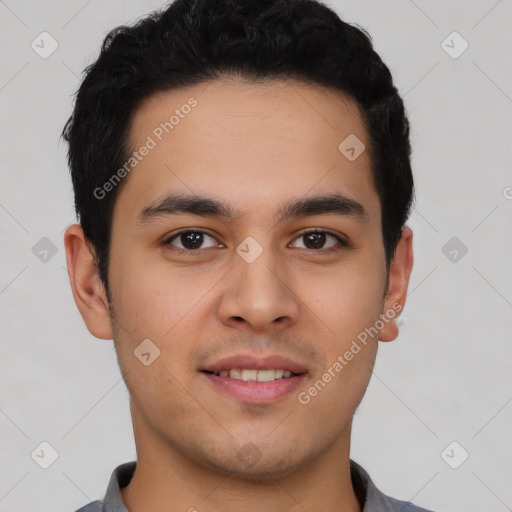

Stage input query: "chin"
[{"left": 195, "top": 442, "right": 308, "bottom": 482}]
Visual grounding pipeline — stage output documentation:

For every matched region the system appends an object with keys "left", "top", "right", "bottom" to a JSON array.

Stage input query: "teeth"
[
  {"left": 241, "top": 369, "right": 258, "bottom": 382},
  {"left": 257, "top": 369, "right": 276, "bottom": 382},
  {"left": 229, "top": 369, "right": 241, "bottom": 379},
  {"left": 214, "top": 369, "right": 297, "bottom": 381}
]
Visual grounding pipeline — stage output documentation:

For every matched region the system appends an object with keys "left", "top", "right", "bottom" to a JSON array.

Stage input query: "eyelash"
[{"left": 163, "top": 228, "right": 349, "bottom": 256}]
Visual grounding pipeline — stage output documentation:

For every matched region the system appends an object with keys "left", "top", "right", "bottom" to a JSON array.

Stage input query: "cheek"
[
  {"left": 305, "top": 261, "right": 385, "bottom": 337},
  {"left": 109, "top": 256, "right": 216, "bottom": 389},
  {"left": 110, "top": 251, "right": 213, "bottom": 339},
  {"left": 300, "top": 260, "right": 384, "bottom": 406}
]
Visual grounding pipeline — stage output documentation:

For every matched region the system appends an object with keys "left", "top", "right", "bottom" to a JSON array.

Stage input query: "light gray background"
[{"left": 1, "top": 1, "right": 511, "bottom": 511}]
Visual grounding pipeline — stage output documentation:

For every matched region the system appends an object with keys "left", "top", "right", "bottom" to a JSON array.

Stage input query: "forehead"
[{"left": 115, "top": 77, "right": 379, "bottom": 227}]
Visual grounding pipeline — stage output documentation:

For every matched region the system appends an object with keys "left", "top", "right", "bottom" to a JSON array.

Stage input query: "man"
[{"left": 63, "top": 0, "right": 430, "bottom": 510}]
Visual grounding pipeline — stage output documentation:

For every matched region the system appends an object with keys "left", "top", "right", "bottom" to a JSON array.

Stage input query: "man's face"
[{"left": 106, "top": 78, "right": 391, "bottom": 477}]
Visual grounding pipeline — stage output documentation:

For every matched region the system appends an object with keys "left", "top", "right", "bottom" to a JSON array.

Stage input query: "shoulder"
[
  {"left": 73, "top": 500, "right": 104, "bottom": 512},
  {"left": 379, "top": 495, "right": 434, "bottom": 511},
  {"left": 350, "top": 459, "right": 435, "bottom": 512}
]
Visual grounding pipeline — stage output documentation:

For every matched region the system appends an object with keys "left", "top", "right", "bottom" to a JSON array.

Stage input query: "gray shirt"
[{"left": 74, "top": 459, "right": 433, "bottom": 511}]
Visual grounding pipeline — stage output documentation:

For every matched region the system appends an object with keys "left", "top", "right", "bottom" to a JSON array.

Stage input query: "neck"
[{"left": 121, "top": 415, "right": 361, "bottom": 512}]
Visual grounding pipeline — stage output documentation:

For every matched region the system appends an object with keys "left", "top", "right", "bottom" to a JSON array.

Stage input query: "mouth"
[
  {"left": 202, "top": 368, "right": 302, "bottom": 381},
  {"left": 200, "top": 354, "right": 308, "bottom": 404}
]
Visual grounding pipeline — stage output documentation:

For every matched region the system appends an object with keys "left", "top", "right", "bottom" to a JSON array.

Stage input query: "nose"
[{"left": 217, "top": 245, "right": 300, "bottom": 332}]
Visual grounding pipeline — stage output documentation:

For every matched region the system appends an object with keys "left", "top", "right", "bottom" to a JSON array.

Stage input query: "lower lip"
[{"left": 202, "top": 372, "right": 307, "bottom": 404}]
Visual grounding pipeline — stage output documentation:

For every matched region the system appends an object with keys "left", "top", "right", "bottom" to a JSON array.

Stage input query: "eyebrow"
[{"left": 137, "top": 192, "right": 369, "bottom": 225}]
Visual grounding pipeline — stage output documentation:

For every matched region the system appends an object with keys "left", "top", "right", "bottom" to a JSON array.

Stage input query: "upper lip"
[{"left": 200, "top": 354, "right": 308, "bottom": 374}]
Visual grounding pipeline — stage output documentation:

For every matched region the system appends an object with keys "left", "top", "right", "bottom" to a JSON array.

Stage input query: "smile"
[
  {"left": 206, "top": 368, "right": 299, "bottom": 381},
  {"left": 202, "top": 370, "right": 307, "bottom": 404}
]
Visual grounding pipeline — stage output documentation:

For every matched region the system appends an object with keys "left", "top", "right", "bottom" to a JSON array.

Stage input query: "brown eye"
[
  {"left": 303, "top": 232, "right": 326, "bottom": 249},
  {"left": 165, "top": 231, "right": 218, "bottom": 251},
  {"left": 291, "top": 230, "right": 347, "bottom": 251}
]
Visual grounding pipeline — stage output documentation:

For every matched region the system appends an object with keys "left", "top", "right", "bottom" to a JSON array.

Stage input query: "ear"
[
  {"left": 379, "top": 226, "right": 414, "bottom": 342},
  {"left": 63, "top": 224, "right": 113, "bottom": 340}
]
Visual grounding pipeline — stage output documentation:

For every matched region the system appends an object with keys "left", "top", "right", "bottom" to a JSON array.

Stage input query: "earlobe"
[
  {"left": 63, "top": 224, "right": 114, "bottom": 340},
  {"left": 379, "top": 226, "right": 414, "bottom": 342}
]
